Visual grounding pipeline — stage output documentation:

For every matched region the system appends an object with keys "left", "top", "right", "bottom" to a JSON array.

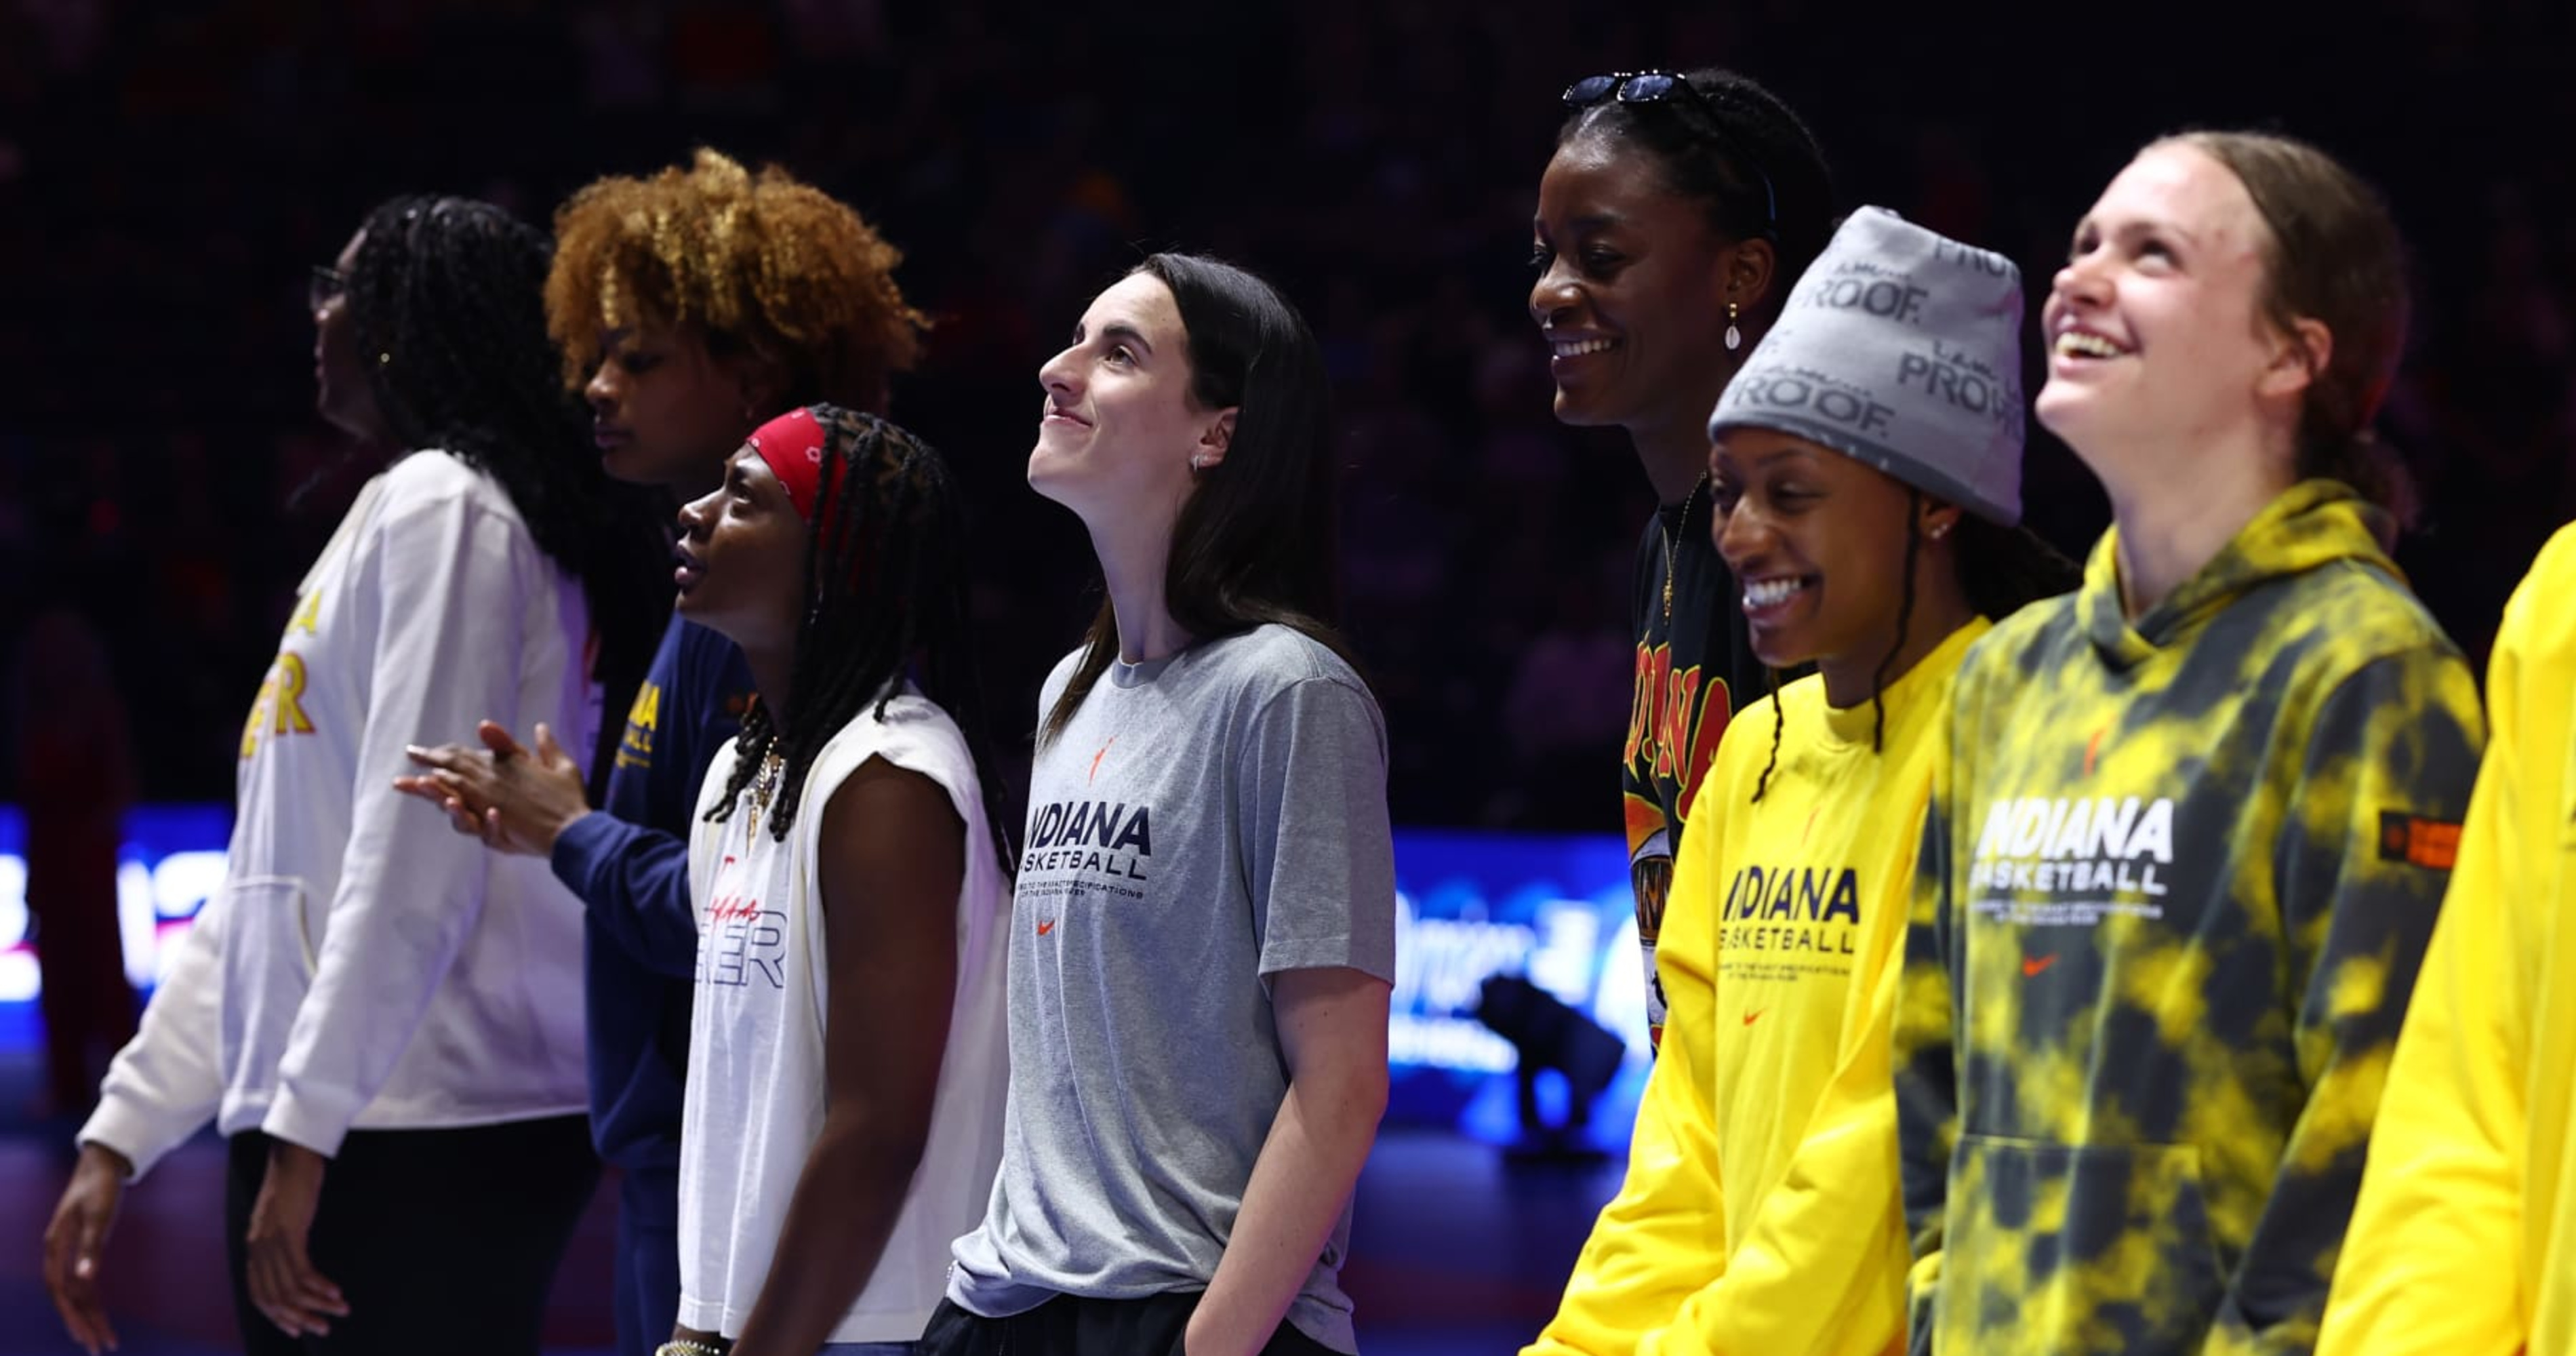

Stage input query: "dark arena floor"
[{"left": 0, "top": 1075, "right": 1620, "bottom": 1356}]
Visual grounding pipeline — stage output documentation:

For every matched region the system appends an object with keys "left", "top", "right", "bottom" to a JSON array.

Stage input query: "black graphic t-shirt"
[{"left": 1622, "top": 484, "right": 1763, "bottom": 1045}]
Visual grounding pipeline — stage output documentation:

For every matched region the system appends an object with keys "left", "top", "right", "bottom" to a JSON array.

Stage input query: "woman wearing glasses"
[
  {"left": 1528, "top": 67, "right": 1837, "bottom": 1048},
  {"left": 43, "top": 197, "right": 667, "bottom": 1356}
]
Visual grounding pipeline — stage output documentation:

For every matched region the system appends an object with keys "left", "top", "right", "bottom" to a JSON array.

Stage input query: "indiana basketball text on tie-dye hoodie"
[{"left": 1893, "top": 480, "right": 2484, "bottom": 1355}]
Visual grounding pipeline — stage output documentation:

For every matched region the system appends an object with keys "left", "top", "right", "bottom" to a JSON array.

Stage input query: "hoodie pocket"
[{"left": 1939, "top": 1134, "right": 2224, "bottom": 1355}]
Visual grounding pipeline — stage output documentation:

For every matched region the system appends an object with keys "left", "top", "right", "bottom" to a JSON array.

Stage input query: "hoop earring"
[{"left": 1724, "top": 300, "right": 1742, "bottom": 353}]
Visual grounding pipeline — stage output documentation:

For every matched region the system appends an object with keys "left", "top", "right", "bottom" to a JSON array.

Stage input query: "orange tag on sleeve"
[{"left": 2379, "top": 811, "right": 2461, "bottom": 870}]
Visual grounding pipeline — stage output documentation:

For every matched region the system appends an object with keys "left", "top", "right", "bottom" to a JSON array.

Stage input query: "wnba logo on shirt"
[{"left": 1023, "top": 799, "right": 1154, "bottom": 879}]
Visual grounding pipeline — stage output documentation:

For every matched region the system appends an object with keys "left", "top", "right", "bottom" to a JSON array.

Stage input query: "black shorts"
[{"left": 919, "top": 1292, "right": 1344, "bottom": 1356}]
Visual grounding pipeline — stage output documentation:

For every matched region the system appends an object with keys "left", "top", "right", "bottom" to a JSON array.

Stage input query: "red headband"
[{"left": 747, "top": 407, "right": 830, "bottom": 520}]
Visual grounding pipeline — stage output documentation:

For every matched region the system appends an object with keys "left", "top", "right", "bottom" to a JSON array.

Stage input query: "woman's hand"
[
  {"left": 243, "top": 1140, "right": 350, "bottom": 1338},
  {"left": 395, "top": 720, "right": 592, "bottom": 856},
  {"left": 43, "top": 1143, "right": 131, "bottom": 1355}
]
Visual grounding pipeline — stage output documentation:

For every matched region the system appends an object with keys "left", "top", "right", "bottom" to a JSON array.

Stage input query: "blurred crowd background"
[{"left": 3, "top": 0, "right": 2572, "bottom": 835}]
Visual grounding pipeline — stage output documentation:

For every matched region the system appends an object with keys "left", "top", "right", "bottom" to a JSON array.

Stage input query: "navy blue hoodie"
[{"left": 551, "top": 614, "right": 754, "bottom": 1187}]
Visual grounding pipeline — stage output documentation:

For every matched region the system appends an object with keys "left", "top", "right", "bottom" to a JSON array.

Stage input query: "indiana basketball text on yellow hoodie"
[
  {"left": 2318, "top": 521, "right": 2576, "bottom": 1356},
  {"left": 1895, "top": 481, "right": 2484, "bottom": 1355},
  {"left": 1531, "top": 618, "right": 1989, "bottom": 1356}
]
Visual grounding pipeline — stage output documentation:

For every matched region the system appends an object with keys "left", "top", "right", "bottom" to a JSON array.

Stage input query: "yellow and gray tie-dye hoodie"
[{"left": 1893, "top": 480, "right": 2485, "bottom": 1355}]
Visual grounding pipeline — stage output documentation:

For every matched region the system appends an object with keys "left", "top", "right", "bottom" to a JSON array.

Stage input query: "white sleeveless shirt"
[{"left": 678, "top": 690, "right": 1011, "bottom": 1342}]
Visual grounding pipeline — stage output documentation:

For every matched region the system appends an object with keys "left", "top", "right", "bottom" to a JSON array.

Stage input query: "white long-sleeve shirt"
[{"left": 80, "top": 449, "right": 596, "bottom": 1175}]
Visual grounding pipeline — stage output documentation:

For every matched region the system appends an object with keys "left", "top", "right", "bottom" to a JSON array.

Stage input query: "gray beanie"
[{"left": 1708, "top": 205, "right": 2026, "bottom": 525}]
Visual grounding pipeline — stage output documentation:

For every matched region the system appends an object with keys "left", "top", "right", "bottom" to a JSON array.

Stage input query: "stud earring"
[
  {"left": 1929, "top": 521, "right": 1953, "bottom": 540},
  {"left": 1724, "top": 300, "right": 1742, "bottom": 353}
]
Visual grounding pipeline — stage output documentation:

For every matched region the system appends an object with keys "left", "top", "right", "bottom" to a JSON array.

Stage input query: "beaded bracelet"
[{"left": 654, "top": 1342, "right": 725, "bottom": 1356}]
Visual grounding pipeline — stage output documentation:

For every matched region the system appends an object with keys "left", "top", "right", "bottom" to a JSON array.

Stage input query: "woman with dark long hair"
[
  {"left": 1528, "top": 66, "right": 1837, "bottom": 1047},
  {"left": 929, "top": 254, "right": 1396, "bottom": 1356},
  {"left": 43, "top": 195, "right": 666, "bottom": 1356}
]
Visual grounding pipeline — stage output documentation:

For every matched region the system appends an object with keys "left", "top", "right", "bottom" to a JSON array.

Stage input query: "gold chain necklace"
[
  {"left": 744, "top": 747, "right": 786, "bottom": 841},
  {"left": 1662, "top": 471, "right": 1710, "bottom": 622}
]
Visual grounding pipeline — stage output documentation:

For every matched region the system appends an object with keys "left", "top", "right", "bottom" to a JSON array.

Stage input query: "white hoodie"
[{"left": 80, "top": 450, "right": 595, "bottom": 1174}]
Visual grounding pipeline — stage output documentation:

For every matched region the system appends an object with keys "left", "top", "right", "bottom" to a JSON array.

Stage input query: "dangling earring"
[
  {"left": 1189, "top": 453, "right": 1213, "bottom": 471},
  {"left": 1724, "top": 300, "right": 1742, "bottom": 353}
]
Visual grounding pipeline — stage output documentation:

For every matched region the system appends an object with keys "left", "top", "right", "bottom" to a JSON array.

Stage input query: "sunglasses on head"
[{"left": 1561, "top": 71, "right": 1779, "bottom": 235}]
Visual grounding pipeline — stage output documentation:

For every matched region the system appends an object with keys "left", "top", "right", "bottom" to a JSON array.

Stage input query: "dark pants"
[
  {"left": 616, "top": 1163, "right": 683, "bottom": 1356},
  {"left": 224, "top": 1117, "right": 599, "bottom": 1356},
  {"left": 919, "top": 1294, "right": 1345, "bottom": 1356}
]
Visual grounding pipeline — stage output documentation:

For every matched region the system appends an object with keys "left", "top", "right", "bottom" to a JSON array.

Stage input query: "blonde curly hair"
[{"left": 546, "top": 148, "right": 927, "bottom": 409}]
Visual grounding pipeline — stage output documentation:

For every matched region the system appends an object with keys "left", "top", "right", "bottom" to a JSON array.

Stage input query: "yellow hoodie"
[
  {"left": 2318, "top": 521, "right": 2576, "bottom": 1356},
  {"left": 1529, "top": 619, "right": 1988, "bottom": 1356},
  {"left": 1895, "top": 481, "right": 2484, "bottom": 1355}
]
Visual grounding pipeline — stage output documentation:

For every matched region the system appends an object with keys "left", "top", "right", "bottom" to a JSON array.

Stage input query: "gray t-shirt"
[{"left": 946, "top": 624, "right": 1397, "bottom": 1354}]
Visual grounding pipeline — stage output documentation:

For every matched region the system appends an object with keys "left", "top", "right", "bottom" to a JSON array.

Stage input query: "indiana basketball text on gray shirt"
[{"left": 946, "top": 624, "right": 1398, "bottom": 1355}]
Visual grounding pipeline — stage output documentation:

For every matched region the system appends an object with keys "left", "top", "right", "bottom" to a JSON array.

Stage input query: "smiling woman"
[
  {"left": 1525, "top": 67, "right": 1836, "bottom": 1051},
  {"left": 1527, "top": 207, "right": 2075, "bottom": 1356},
  {"left": 1893, "top": 132, "right": 2487, "bottom": 1356},
  {"left": 931, "top": 254, "right": 1396, "bottom": 1356}
]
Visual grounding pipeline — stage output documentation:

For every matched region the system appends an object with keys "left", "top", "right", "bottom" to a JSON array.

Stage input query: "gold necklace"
[
  {"left": 745, "top": 748, "right": 785, "bottom": 841},
  {"left": 1662, "top": 471, "right": 1710, "bottom": 623}
]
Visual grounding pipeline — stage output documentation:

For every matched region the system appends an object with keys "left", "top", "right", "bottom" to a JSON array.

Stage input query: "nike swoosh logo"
[
  {"left": 1742, "top": 1010, "right": 1763, "bottom": 1026},
  {"left": 1037, "top": 919, "right": 1055, "bottom": 936},
  {"left": 2022, "top": 954, "right": 2057, "bottom": 978}
]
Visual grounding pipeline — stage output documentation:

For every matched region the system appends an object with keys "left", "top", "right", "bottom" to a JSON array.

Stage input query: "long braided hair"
[
  {"left": 1749, "top": 498, "right": 2078, "bottom": 802},
  {"left": 344, "top": 195, "right": 672, "bottom": 797},
  {"left": 702, "top": 407, "right": 1015, "bottom": 873}
]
